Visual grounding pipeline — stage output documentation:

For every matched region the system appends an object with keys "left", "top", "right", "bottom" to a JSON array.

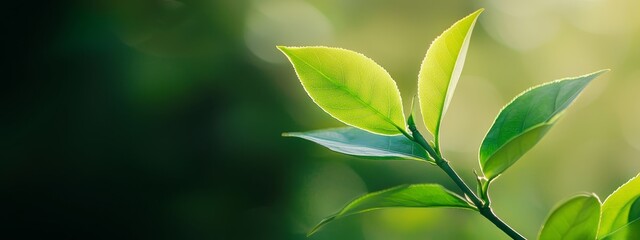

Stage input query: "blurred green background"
[{"left": 3, "top": 0, "right": 640, "bottom": 239}]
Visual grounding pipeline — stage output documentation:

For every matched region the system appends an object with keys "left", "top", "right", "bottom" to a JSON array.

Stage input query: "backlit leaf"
[
  {"left": 599, "top": 173, "right": 640, "bottom": 239},
  {"left": 279, "top": 46, "right": 406, "bottom": 135},
  {"left": 538, "top": 194, "right": 601, "bottom": 240},
  {"left": 418, "top": 9, "right": 483, "bottom": 147},
  {"left": 479, "top": 70, "right": 608, "bottom": 180}
]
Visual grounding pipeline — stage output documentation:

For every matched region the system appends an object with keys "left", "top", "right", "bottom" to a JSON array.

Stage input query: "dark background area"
[{"left": 2, "top": 1, "right": 300, "bottom": 239}]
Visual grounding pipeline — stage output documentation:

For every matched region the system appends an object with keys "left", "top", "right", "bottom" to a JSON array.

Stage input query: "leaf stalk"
[{"left": 407, "top": 122, "right": 525, "bottom": 240}]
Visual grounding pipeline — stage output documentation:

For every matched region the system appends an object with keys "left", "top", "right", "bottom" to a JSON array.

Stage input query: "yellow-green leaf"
[
  {"left": 278, "top": 46, "right": 406, "bottom": 135},
  {"left": 600, "top": 218, "right": 640, "bottom": 240},
  {"left": 599, "top": 173, "right": 640, "bottom": 239},
  {"left": 418, "top": 9, "right": 483, "bottom": 147},
  {"left": 538, "top": 194, "right": 601, "bottom": 240}
]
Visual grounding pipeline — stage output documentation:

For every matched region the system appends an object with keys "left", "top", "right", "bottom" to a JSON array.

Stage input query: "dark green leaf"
[
  {"left": 308, "top": 184, "right": 475, "bottom": 236},
  {"left": 479, "top": 70, "right": 608, "bottom": 180},
  {"left": 283, "top": 127, "right": 430, "bottom": 161}
]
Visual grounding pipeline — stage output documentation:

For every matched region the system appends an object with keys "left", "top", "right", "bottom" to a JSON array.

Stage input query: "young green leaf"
[
  {"left": 308, "top": 184, "right": 475, "bottom": 236},
  {"left": 599, "top": 173, "right": 640, "bottom": 239},
  {"left": 479, "top": 70, "right": 608, "bottom": 180},
  {"left": 278, "top": 46, "right": 406, "bottom": 135},
  {"left": 538, "top": 194, "right": 601, "bottom": 240},
  {"left": 418, "top": 9, "right": 483, "bottom": 147},
  {"left": 283, "top": 127, "right": 431, "bottom": 162}
]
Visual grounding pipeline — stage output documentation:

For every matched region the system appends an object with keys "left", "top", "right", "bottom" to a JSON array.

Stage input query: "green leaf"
[
  {"left": 600, "top": 216, "right": 640, "bottom": 240},
  {"left": 283, "top": 127, "right": 430, "bottom": 162},
  {"left": 278, "top": 46, "right": 406, "bottom": 135},
  {"left": 418, "top": 9, "right": 483, "bottom": 147},
  {"left": 599, "top": 173, "right": 640, "bottom": 239},
  {"left": 308, "top": 184, "right": 475, "bottom": 236},
  {"left": 479, "top": 70, "right": 608, "bottom": 180},
  {"left": 538, "top": 194, "right": 601, "bottom": 240}
]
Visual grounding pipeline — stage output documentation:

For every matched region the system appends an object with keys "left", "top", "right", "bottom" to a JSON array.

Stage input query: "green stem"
[
  {"left": 408, "top": 124, "right": 525, "bottom": 240},
  {"left": 479, "top": 207, "right": 525, "bottom": 240},
  {"left": 439, "top": 160, "right": 524, "bottom": 240},
  {"left": 437, "top": 160, "right": 483, "bottom": 210}
]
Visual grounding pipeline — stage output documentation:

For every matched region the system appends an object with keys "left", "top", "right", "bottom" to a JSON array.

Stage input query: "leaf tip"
[
  {"left": 465, "top": 8, "right": 484, "bottom": 20},
  {"left": 281, "top": 132, "right": 300, "bottom": 138},
  {"left": 407, "top": 114, "right": 415, "bottom": 127},
  {"left": 595, "top": 68, "right": 611, "bottom": 76},
  {"left": 574, "top": 192, "right": 602, "bottom": 204},
  {"left": 276, "top": 46, "right": 295, "bottom": 55},
  {"left": 589, "top": 192, "right": 602, "bottom": 203},
  {"left": 580, "top": 69, "right": 610, "bottom": 80},
  {"left": 307, "top": 215, "right": 336, "bottom": 237}
]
